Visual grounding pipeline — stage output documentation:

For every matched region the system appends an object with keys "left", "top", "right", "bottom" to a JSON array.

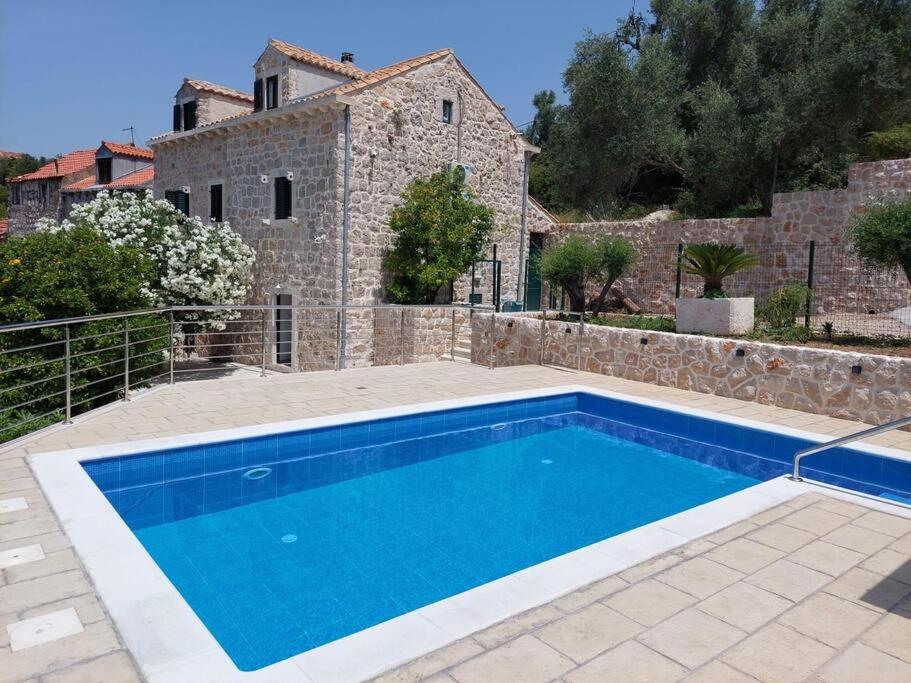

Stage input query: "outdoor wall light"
[
  {"left": 851, "top": 365, "right": 862, "bottom": 374},
  {"left": 565, "top": 327, "right": 572, "bottom": 334},
  {"left": 735, "top": 349, "right": 745, "bottom": 357},
  {"left": 506, "top": 320, "right": 514, "bottom": 328},
  {"left": 640, "top": 337, "right": 648, "bottom": 345}
]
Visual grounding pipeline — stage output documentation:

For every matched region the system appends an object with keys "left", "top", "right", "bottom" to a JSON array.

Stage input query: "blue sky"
[{"left": 0, "top": 0, "right": 629, "bottom": 158}]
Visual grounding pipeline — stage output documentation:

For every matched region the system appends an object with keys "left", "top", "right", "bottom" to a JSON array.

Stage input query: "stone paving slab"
[{"left": 1, "top": 362, "right": 909, "bottom": 682}]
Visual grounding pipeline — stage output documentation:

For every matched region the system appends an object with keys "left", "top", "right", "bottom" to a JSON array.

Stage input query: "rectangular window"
[
  {"left": 266, "top": 75, "right": 279, "bottom": 110},
  {"left": 442, "top": 99, "right": 453, "bottom": 124},
  {"left": 39, "top": 182, "right": 48, "bottom": 206},
  {"left": 253, "top": 79, "right": 263, "bottom": 112},
  {"left": 11, "top": 184, "right": 19, "bottom": 205},
  {"left": 182, "top": 101, "right": 197, "bottom": 131},
  {"left": 97, "top": 158, "right": 112, "bottom": 184},
  {"left": 173, "top": 104, "right": 182, "bottom": 132},
  {"left": 274, "top": 176, "right": 292, "bottom": 220},
  {"left": 165, "top": 190, "right": 190, "bottom": 216},
  {"left": 209, "top": 183, "right": 223, "bottom": 223}
]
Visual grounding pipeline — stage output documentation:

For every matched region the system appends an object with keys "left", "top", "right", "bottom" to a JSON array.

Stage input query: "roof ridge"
[
  {"left": 184, "top": 77, "right": 254, "bottom": 103},
  {"left": 268, "top": 38, "right": 366, "bottom": 78}
]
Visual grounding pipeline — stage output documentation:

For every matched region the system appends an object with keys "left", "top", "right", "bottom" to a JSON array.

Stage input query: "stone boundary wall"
[
  {"left": 555, "top": 158, "right": 911, "bottom": 317},
  {"left": 471, "top": 313, "right": 911, "bottom": 427}
]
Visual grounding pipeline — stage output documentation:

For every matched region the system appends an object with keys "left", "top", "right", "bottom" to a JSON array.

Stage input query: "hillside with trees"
[{"left": 528, "top": 0, "right": 911, "bottom": 220}]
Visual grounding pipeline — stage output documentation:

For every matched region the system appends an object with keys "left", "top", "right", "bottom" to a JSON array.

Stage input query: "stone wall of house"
[
  {"left": 345, "top": 54, "right": 532, "bottom": 309},
  {"left": 471, "top": 312, "right": 911, "bottom": 426},
  {"left": 557, "top": 157, "right": 911, "bottom": 319},
  {"left": 8, "top": 170, "right": 93, "bottom": 235}
]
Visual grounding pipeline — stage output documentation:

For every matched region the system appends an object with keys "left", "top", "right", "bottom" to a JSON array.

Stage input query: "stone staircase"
[{"left": 452, "top": 329, "right": 472, "bottom": 362}]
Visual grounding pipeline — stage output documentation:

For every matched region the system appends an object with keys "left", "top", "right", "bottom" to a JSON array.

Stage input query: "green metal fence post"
[
  {"left": 675, "top": 243, "right": 684, "bottom": 300},
  {"left": 805, "top": 240, "right": 816, "bottom": 328}
]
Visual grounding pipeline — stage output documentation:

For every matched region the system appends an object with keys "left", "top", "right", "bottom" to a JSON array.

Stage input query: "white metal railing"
[
  {"left": 792, "top": 415, "right": 911, "bottom": 481},
  {"left": 0, "top": 304, "right": 486, "bottom": 443}
]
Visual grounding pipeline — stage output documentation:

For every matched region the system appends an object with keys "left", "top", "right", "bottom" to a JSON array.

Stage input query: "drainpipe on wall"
[
  {"left": 340, "top": 104, "right": 351, "bottom": 369},
  {"left": 516, "top": 150, "right": 530, "bottom": 301}
]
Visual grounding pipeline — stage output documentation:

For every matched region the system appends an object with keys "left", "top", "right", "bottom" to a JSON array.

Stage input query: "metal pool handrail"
[{"left": 792, "top": 415, "right": 911, "bottom": 481}]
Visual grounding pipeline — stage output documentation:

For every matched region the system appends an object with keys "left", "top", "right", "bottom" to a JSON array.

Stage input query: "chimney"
[{"left": 340, "top": 52, "right": 354, "bottom": 64}]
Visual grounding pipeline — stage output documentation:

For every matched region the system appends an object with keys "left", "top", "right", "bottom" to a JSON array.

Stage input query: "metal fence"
[
  {"left": 548, "top": 242, "right": 911, "bottom": 339},
  {"left": 0, "top": 304, "right": 480, "bottom": 444}
]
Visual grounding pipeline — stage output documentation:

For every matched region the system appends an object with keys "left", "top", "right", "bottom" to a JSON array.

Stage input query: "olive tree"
[{"left": 848, "top": 196, "right": 911, "bottom": 285}]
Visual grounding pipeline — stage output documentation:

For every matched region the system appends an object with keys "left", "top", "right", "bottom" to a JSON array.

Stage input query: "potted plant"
[{"left": 675, "top": 243, "right": 759, "bottom": 335}]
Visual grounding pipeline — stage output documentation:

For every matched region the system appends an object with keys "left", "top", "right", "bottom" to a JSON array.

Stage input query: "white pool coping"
[{"left": 29, "top": 385, "right": 911, "bottom": 683}]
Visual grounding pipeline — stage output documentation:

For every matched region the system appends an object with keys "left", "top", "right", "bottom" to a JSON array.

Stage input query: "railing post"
[
  {"left": 168, "top": 311, "right": 175, "bottom": 384},
  {"left": 260, "top": 310, "right": 267, "bottom": 377},
  {"left": 539, "top": 313, "right": 546, "bottom": 365},
  {"left": 123, "top": 318, "right": 130, "bottom": 401},
  {"left": 450, "top": 308, "right": 456, "bottom": 362},
  {"left": 488, "top": 312, "right": 495, "bottom": 370},
  {"left": 577, "top": 314, "right": 584, "bottom": 371},
  {"left": 804, "top": 240, "right": 816, "bottom": 328},
  {"left": 64, "top": 325, "right": 72, "bottom": 423},
  {"left": 335, "top": 308, "right": 342, "bottom": 371},
  {"left": 400, "top": 308, "right": 406, "bottom": 366}
]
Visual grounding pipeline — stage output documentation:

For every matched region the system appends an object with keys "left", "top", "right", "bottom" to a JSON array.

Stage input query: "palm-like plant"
[{"left": 680, "top": 243, "right": 759, "bottom": 298}]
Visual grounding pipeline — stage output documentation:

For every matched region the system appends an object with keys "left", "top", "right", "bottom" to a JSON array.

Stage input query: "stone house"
[
  {"left": 150, "top": 38, "right": 545, "bottom": 334},
  {"left": 7, "top": 142, "right": 154, "bottom": 235}
]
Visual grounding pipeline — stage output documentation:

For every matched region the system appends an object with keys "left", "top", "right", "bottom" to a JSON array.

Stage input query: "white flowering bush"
[{"left": 38, "top": 191, "right": 255, "bottom": 321}]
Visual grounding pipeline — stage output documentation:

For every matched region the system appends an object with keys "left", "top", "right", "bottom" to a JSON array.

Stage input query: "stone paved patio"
[{"left": 1, "top": 362, "right": 910, "bottom": 682}]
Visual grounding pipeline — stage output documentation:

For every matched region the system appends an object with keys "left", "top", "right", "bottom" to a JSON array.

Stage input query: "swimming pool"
[{"left": 33, "top": 386, "right": 911, "bottom": 681}]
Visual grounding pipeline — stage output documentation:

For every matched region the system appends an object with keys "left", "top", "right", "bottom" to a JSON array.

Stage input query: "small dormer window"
[
  {"left": 97, "top": 158, "right": 112, "bottom": 184},
  {"left": 253, "top": 79, "right": 264, "bottom": 112},
  {"left": 266, "top": 76, "right": 279, "bottom": 110},
  {"left": 183, "top": 101, "right": 197, "bottom": 130},
  {"left": 173, "top": 104, "right": 182, "bottom": 132},
  {"left": 442, "top": 100, "right": 453, "bottom": 124}
]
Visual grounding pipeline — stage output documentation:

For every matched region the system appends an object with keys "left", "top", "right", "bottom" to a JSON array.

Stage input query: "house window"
[
  {"left": 172, "top": 104, "right": 182, "bottom": 132},
  {"left": 39, "top": 182, "right": 48, "bottom": 206},
  {"left": 274, "top": 176, "right": 292, "bottom": 219},
  {"left": 10, "top": 184, "right": 19, "bottom": 205},
  {"left": 182, "top": 101, "right": 197, "bottom": 131},
  {"left": 253, "top": 79, "right": 263, "bottom": 112},
  {"left": 165, "top": 190, "right": 190, "bottom": 216},
  {"left": 209, "top": 183, "right": 223, "bottom": 222},
  {"left": 442, "top": 99, "right": 453, "bottom": 124},
  {"left": 266, "top": 75, "right": 279, "bottom": 110},
  {"left": 97, "top": 158, "right": 112, "bottom": 184}
]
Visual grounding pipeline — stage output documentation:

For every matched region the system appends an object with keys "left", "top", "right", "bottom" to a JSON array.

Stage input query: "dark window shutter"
[
  {"left": 165, "top": 190, "right": 177, "bottom": 205},
  {"left": 183, "top": 101, "right": 197, "bottom": 130},
  {"left": 274, "top": 177, "right": 292, "bottom": 219},
  {"left": 266, "top": 76, "right": 278, "bottom": 109},
  {"left": 210, "top": 184, "right": 223, "bottom": 222},
  {"left": 97, "top": 158, "right": 112, "bottom": 184},
  {"left": 178, "top": 191, "right": 189, "bottom": 216},
  {"left": 173, "top": 104, "right": 182, "bottom": 132},
  {"left": 253, "top": 79, "right": 263, "bottom": 112}
]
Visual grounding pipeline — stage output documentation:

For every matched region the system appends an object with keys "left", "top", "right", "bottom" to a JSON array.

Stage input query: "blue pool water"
[{"left": 82, "top": 392, "right": 911, "bottom": 671}]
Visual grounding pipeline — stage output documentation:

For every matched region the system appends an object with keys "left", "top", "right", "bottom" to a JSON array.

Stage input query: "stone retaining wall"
[{"left": 471, "top": 313, "right": 911, "bottom": 427}]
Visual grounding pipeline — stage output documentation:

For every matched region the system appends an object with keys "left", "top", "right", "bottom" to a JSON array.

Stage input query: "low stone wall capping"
[{"left": 471, "top": 313, "right": 911, "bottom": 427}]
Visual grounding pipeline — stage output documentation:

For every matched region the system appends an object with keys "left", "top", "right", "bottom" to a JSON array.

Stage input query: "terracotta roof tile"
[
  {"left": 295, "top": 48, "right": 453, "bottom": 103},
  {"left": 62, "top": 165, "right": 154, "bottom": 192},
  {"left": 269, "top": 38, "right": 366, "bottom": 78},
  {"left": 0, "top": 218, "right": 8, "bottom": 239},
  {"left": 184, "top": 78, "right": 254, "bottom": 103},
  {"left": 101, "top": 141, "right": 154, "bottom": 160},
  {"left": 7, "top": 149, "right": 96, "bottom": 182}
]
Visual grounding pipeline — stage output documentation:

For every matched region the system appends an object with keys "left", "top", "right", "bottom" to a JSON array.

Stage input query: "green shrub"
[
  {"left": 865, "top": 123, "right": 911, "bottom": 161},
  {"left": 848, "top": 196, "right": 911, "bottom": 285},
  {"left": 0, "top": 227, "right": 168, "bottom": 442},
  {"left": 679, "top": 244, "right": 759, "bottom": 298},
  {"left": 759, "top": 283, "right": 812, "bottom": 329}
]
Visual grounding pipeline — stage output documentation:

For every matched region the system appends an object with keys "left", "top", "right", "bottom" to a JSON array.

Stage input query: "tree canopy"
[{"left": 529, "top": 0, "right": 911, "bottom": 219}]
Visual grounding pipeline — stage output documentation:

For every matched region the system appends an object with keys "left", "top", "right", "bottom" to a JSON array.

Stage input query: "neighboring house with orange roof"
[
  {"left": 7, "top": 142, "right": 154, "bottom": 235},
  {"left": 151, "top": 38, "right": 542, "bottom": 365},
  {"left": 0, "top": 218, "right": 8, "bottom": 240}
]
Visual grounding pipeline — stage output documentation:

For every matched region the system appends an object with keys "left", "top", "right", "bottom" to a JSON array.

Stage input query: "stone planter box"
[{"left": 676, "top": 297, "right": 755, "bottom": 335}]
